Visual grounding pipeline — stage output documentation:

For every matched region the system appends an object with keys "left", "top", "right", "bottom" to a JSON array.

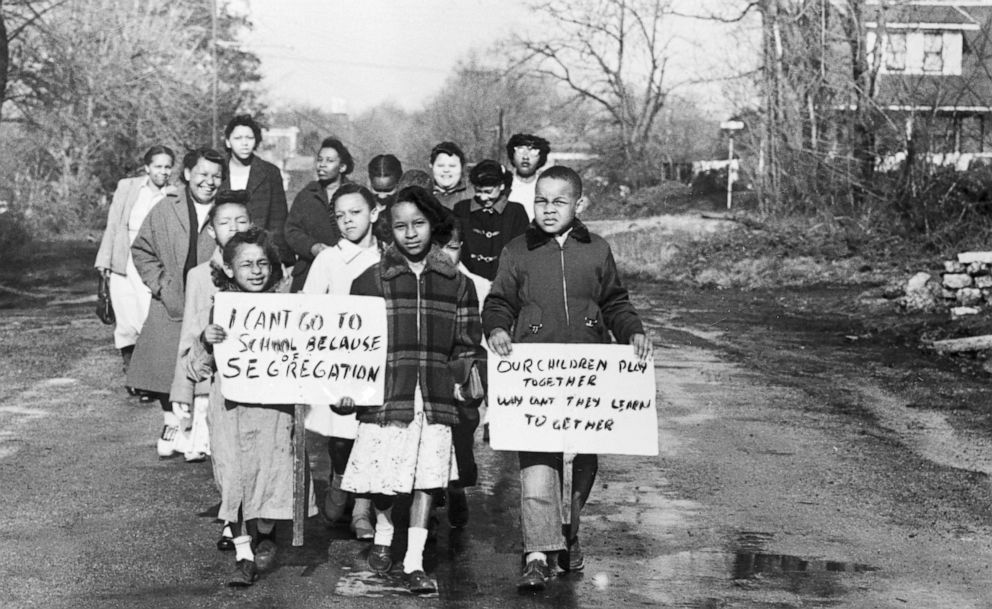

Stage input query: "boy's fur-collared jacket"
[
  {"left": 350, "top": 244, "right": 486, "bottom": 427},
  {"left": 483, "top": 218, "right": 644, "bottom": 345}
]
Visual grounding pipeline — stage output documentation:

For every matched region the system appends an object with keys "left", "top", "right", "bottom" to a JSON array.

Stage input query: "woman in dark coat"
[
  {"left": 221, "top": 114, "right": 293, "bottom": 265},
  {"left": 284, "top": 137, "right": 353, "bottom": 291},
  {"left": 128, "top": 147, "right": 225, "bottom": 458}
]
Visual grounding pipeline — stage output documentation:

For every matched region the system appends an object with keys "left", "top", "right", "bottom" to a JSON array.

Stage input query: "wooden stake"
[
  {"left": 561, "top": 453, "right": 575, "bottom": 526},
  {"left": 293, "top": 403, "right": 306, "bottom": 547},
  {"left": 931, "top": 335, "right": 992, "bottom": 354}
]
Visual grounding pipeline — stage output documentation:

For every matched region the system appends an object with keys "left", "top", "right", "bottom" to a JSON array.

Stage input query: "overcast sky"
[
  {"left": 243, "top": 0, "right": 531, "bottom": 114},
  {"left": 241, "top": 0, "right": 753, "bottom": 116}
]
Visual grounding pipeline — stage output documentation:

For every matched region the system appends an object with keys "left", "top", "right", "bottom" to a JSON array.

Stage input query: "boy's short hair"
[
  {"left": 506, "top": 133, "right": 551, "bottom": 170},
  {"left": 331, "top": 182, "right": 377, "bottom": 211},
  {"left": 537, "top": 165, "right": 583, "bottom": 198},
  {"left": 224, "top": 114, "right": 263, "bottom": 145},
  {"left": 181, "top": 147, "right": 227, "bottom": 183},
  {"left": 318, "top": 137, "right": 355, "bottom": 176},
  {"left": 207, "top": 190, "right": 250, "bottom": 226},
  {"left": 368, "top": 154, "right": 403, "bottom": 181},
  {"left": 430, "top": 141, "right": 465, "bottom": 166}
]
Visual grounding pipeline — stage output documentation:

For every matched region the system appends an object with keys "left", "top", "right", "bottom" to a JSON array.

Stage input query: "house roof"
[{"left": 866, "top": 2, "right": 991, "bottom": 27}]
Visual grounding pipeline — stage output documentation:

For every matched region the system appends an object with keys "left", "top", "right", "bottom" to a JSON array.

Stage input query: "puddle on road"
[{"left": 642, "top": 531, "right": 878, "bottom": 607}]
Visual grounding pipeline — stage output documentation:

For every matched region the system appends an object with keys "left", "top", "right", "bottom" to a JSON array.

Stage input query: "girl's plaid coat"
[{"left": 349, "top": 244, "right": 485, "bottom": 427}]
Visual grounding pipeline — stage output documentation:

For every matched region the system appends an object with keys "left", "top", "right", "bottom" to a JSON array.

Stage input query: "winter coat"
[
  {"left": 433, "top": 178, "right": 474, "bottom": 211},
  {"left": 95, "top": 177, "right": 165, "bottom": 275},
  {"left": 284, "top": 180, "right": 343, "bottom": 292},
  {"left": 221, "top": 155, "right": 293, "bottom": 265},
  {"left": 452, "top": 194, "right": 529, "bottom": 281},
  {"left": 169, "top": 250, "right": 222, "bottom": 404},
  {"left": 349, "top": 244, "right": 485, "bottom": 427},
  {"left": 482, "top": 219, "right": 644, "bottom": 345},
  {"left": 126, "top": 188, "right": 215, "bottom": 394}
]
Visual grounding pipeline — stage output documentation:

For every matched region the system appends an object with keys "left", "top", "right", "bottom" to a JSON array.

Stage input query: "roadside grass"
[{"left": 600, "top": 210, "right": 933, "bottom": 290}]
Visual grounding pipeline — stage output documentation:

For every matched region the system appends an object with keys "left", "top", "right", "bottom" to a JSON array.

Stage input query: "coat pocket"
[
  {"left": 582, "top": 302, "right": 609, "bottom": 341},
  {"left": 514, "top": 304, "right": 544, "bottom": 341}
]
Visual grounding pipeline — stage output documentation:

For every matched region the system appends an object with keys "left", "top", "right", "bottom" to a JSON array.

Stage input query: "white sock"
[
  {"left": 221, "top": 523, "right": 233, "bottom": 539},
  {"left": 403, "top": 527, "right": 428, "bottom": 574},
  {"left": 163, "top": 411, "right": 178, "bottom": 427},
  {"left": 525, "top": 551, "right": 547, "bottom": 565},
  {"left": 373, "top": 507, "right": 394, "bottom": 547},
  {"left": 233, "top": 535, "right": 254, "bottom": 562}
]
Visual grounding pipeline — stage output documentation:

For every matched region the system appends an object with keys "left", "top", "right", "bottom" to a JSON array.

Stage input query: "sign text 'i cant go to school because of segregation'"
[
  {"left": 487, "top": 343, "right": 658, "bottom": 456},
  {"left": 212, "top": 292, "right": 387, "bottom": 405}
]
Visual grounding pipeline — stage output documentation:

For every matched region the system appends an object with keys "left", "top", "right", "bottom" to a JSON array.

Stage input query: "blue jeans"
[{"left": 517, "top": 452, "right": 598, "bottom": 553}]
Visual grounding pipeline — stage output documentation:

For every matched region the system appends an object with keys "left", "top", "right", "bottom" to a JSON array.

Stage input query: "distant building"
[{"left": 864, "top": 0, "right": 992, "bottom": 169}]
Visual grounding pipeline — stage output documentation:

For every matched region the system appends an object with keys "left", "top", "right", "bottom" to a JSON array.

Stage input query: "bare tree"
[
  {"left": 512, "top": 0, "right": 674, "bottom": 186},
  {"left": 1, "top": 0, "right": 263, "bottom": 230}
]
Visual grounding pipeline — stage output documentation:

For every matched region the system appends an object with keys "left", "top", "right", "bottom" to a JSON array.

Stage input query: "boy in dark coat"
[{"left": 483, "top": 166, "right": 651, "bottom": 592}]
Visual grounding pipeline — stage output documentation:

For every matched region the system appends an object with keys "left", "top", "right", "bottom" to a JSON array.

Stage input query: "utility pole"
[
  {"left": 721, "top": 120, "right": 745, "bottom": 210},
  {"left": 211, "top": 0, "right": 218, "bottom": 150},
  {"left": 495, "top": 106, "right": 505, "bottom": 162}
]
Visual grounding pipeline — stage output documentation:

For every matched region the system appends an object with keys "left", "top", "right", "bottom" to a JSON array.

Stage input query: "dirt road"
[{"left": 2, "top": 277, "right": 992, "bottom": 608}]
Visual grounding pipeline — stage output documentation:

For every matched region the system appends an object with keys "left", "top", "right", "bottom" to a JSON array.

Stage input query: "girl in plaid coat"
[{"left": 335, "top": 186, "right": 485, "bottom": 594}]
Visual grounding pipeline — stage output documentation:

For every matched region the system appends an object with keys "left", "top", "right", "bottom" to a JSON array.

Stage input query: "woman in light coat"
[{"left": 94, "top": 146, "right": 176, "bottom": 385}]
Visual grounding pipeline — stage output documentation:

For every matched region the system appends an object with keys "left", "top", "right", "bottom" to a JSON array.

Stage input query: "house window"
[
  {"left": 885, "top": 32, "right": 907, "bottom": 71},
  {"left": 923, "top": 32, "right": 944, "bottom": 73},
  {"left": 960, "top": 116, "right": 983, "bottom": 154}
]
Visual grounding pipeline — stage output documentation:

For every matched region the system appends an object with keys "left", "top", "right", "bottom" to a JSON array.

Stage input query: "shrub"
[{"left": 0, "top": 211, "right": 33, "bottom": 261}]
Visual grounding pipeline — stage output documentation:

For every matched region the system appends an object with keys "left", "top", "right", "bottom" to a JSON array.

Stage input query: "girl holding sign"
[
  {"left": 185, "top": 227, "right": 308, "bottom": 587},
  {"left": 334, "top": 186, "right": 485, "bottom": 594},
  {"left": 302, "top": 183, "right": 382, "bottom": 540}
]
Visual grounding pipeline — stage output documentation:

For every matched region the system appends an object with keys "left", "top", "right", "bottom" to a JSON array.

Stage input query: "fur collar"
[
  {"left": 381, "top": 243, "right": 459, "bottom": 280},
  {"left": 525, "top": 218, "right": 591, "bottom": 250}
]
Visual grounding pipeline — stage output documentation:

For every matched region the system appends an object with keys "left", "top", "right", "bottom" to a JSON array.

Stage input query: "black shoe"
[
  {"left": 139, "top": 392, "right": 154, "bottom": 403},
  {"left": 217, "top": 532, "right": 235, "bottom": 552},
  {"left": 406, "top": 570, "right": 437, "bottom": 594},
  {"left": 125, "top": 386, "right": 138, "bottom": 397},
  {"left": 228, "top": 559, "right": 257, "bottom": 587},
  {"left": 254, "top": 538, "right": 277, "bottom": 572},
  {"left": 368, "top": 544, "right": 392, "bottom": 575},
  {"left": 447, "top": 488, "right": 469, "bottom": 528},
  {"left": 517, "top": 559, "right": 551, "bottom": 592}
]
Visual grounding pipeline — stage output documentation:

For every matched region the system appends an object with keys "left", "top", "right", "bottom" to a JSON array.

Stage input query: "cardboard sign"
[
  {"left": 213, "top": 292, "right": 387, "bottom": 405},
  {"left": 487, "top": 343, "right": 658, "bottom": 456}
]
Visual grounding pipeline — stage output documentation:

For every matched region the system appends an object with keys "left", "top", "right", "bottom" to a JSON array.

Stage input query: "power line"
[{"left": 257, "top": 53, "right": 452, "bottom": 74}]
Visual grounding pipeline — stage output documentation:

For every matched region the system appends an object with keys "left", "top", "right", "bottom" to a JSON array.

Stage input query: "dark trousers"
[{"left": 450, "top": 400, "right": 481, "bottom": 488}]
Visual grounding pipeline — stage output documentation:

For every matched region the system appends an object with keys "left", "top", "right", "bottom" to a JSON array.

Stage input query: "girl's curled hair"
[{"left": 211, "top": 226, "right": 284, "bottom": 291}]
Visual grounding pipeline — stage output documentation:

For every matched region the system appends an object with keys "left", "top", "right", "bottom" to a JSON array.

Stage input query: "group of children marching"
[{"left": 138, "top": 134, "right": 650, "bottom": 594}]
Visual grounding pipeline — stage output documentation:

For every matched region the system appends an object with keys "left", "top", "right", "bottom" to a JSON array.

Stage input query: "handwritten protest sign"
[
  {"left": 212, "top": 292, "right": 387, "bottom": 405},
  {"left": 487, "top": 343, "right": 657, "bottom": 456}
]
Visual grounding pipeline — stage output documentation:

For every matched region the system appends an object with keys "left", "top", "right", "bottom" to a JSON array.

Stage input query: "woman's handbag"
[{"left": 96, "top": 273, "right": 115, "bottom": 325}]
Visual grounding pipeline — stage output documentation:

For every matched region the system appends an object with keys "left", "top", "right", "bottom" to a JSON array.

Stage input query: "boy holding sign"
[{"left": 483, "top": 166, "right": 651, "bottom": 592}]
